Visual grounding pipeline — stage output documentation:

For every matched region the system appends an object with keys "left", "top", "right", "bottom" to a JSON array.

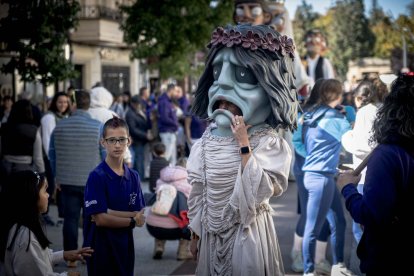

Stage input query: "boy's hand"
[{"left": 134, "top": 209, "right": 146, "bottom": 227}]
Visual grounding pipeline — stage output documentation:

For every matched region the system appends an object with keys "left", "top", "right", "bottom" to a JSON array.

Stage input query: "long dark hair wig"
[
  {"left": 371, "top": 74, "right": 414, "bottom": 146},
  {"left": 192, "top": 23, "right": 298, "bottom": 131},
  {"left": 0, "top": 171, "right": 51, "bottom": 261}
]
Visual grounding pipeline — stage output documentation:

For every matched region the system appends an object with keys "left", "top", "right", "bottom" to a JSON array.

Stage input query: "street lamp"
[{"left": 402, "top": 27, "right": 409, "bottom": 73}]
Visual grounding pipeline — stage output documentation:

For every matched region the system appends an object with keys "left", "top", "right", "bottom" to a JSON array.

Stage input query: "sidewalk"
[{"left": 48, "top": 179, "right": 361, "bottom": 276}]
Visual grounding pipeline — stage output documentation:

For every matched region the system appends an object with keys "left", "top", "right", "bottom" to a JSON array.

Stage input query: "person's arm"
[
  {"left": 107, "top": 209, "right": 137, "bottom": 218},
  {"left": 32, "top": 128, "right": 45, "bottom": 173},
  {"left": 41, "top": 114, "right": 56, "bottom": 156},
  {"left": 11, "top": 234, "right": 63, "bottom": 276},
  {"left": 158, "top": 100, "right": 178, "bottom": 126},
  {"left": 184, "top": 116, "right": 193, "bottom": 145},
  {"left": 92, "top": 209, "right": 145, "bottom": 228},
  {"left": 339, "top": 146, "right": 398, "bottom": 226},
  {"left": 231, "top": 115, "right": 252, "bottom": 169}
]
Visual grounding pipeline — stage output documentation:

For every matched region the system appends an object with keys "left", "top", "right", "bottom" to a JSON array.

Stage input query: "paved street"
[{"left": 49, "top": 179, "right": 360, "bottom": 276}]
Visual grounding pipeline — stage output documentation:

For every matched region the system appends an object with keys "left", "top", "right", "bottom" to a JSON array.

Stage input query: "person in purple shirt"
[
  {"left": 83, "top": 117, "right": 146, "bottom": 276},
  {"left": 337, "top": 73, "right": 414, "bottom": 275},
  {"left": 157, "top": 83, "right": 180, "bottom": 165}
]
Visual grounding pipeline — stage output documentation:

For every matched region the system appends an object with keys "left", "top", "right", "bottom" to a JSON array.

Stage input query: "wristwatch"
[
  {"left": 129, "top": 217, "right": 136, "bottom": 229},
  {"left": 239, "top": 146, "right": 251, "bottom": 155}
]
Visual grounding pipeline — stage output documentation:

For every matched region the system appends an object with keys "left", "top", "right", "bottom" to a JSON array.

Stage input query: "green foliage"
[
  {"left": 292, "top": 0, "right": 320, "bottom": 57},
  {"left": 327, "top": 0, "right": 375, "bottom": 80},
  {"left": 120, "top": 0, "right": 233, "bottom": 79},
  {"left": 0, "top": 0, "right": 80, "bottom": 85}
]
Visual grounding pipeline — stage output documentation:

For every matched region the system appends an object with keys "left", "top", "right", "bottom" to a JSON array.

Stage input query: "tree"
[
  {"left": 120, "top": 0, "right": 233, "bottom": 79},
  {"left": 329, "top": 0, "right": 375, "bottom": 80},
  {"left": 0, "top": 0, "right": 80, "bottom": 108},
  {"left": 292, "top": 0, "right": 320, "bottom": 57}
]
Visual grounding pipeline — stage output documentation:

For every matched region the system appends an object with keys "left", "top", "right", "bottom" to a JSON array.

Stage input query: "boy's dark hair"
[
  {"left": 0, "top": 171, "right": 50, "bottom": 261},
  {"left": 75, "top": 89, "right": 91, "bottom": 110},
  {"left": 152, "top": 142, "right": 166, "bottom": 156},
  {"left": 102, "top": 116, "right": 130, "bottom": 137}
]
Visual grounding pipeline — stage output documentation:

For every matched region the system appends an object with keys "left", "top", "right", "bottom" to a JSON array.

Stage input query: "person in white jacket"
[
  {"left": 0, "top": 170, "right": 93, "bottom": 276},
  {"left": 341, "top": 77, "right": 388, "bottom": 243}
]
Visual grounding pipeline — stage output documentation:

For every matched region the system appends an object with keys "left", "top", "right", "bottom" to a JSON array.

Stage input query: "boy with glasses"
[{"left": 83, "top": 117, "right": 146, "bottom": 276}]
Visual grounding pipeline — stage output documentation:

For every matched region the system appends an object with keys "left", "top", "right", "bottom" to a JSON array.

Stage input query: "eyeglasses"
[
  {"left": 236, "top": 5, "right": 263, "bottom": 18},
  {"left": 105, "top": 137, "right": 129, "bottom": 145}
]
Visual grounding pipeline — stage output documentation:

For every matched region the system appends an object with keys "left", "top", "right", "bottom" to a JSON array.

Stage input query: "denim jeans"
[
  {"left": 352, "top": 183, "right": 364, "bottom": 243},
  {"left": 159, "top": 132, "right": 177, "bottom": 165},
  {"left": 302, "top": 171, "right": 346, "bottom": 273},
  {"left": 132, "top": 144, "right": 145, "bottom": 180},
  {"left": 61, "top": 185, "right": 84, "bottom": 250}
]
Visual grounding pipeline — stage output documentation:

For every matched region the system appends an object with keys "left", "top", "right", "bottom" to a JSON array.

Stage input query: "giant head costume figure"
[
  {"left": 305, "top": 29, "right": 327, "bottom": 59},
  {"left": 192, "top": 24, "right": 298, "bottom": 137}
]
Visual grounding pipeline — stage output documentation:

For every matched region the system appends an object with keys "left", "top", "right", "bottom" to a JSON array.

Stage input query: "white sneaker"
[
  {"left": 290, "top": 249, "right": 304, "bottom": 272},
  {"left": 315, "top": 259, "right": 332, "bottom": 275},
  {"left": 331, "top": 262, "right": 356, "bottom": 276},
  {"left": 303, "top": 273, "right": 315, "bottom": 276}
]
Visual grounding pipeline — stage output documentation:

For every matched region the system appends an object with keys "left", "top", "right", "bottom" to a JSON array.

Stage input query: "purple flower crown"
[{"left": 208, "top": 26, "right": 295, "bottom": 59}]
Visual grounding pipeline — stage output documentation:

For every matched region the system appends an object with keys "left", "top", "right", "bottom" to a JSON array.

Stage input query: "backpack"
[{"left": 151, "top": 184, "right": 177, "bottom": 216}]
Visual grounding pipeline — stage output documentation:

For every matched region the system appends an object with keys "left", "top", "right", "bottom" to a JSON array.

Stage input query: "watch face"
[{"left": 240, "top": 146, "right": 250, "bottom": 154}]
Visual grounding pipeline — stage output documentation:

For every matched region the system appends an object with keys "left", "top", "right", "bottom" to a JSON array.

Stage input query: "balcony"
[{"left": 70, "top": 5, "right": 126, "bottom": 47}]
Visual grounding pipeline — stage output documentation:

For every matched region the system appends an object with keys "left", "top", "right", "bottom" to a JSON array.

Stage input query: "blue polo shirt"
[{"left": 83, "top": 161, "right": 145, "bottom": 276}]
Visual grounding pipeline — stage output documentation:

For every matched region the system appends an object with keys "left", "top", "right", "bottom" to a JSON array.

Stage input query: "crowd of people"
[{"left": 0, "top": 1, "right": 413, "bottom": 275}]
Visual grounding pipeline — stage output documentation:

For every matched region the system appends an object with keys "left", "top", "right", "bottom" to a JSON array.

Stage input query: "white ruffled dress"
[{"left": 187, "top": 125, "right": 292, "bottom": 276}]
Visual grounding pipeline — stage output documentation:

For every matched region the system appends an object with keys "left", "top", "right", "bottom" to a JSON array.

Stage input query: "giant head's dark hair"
[
  {"left": 7, "top": 99, "right": 34, "bottom": 125},
  {"left": 353, "top": 77, "right": 388, "bottom": 108},
  {"left": 49, "top": 91, "right": 71, "bottom": 116},
  {"left": 371, "top": 74, "right": 414, "bottom": 146},
  {"left": 102, "top": 116, "right": 130, "bottom": 137},
  {"left": 192, "top": 23, "right": 298, "bottom": 131},
  {"left": 0, "top": 171, "right": 50, "bottom": 261}
]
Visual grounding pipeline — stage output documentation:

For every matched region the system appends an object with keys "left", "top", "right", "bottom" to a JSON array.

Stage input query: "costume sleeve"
[
  {"left": 342, "top": 146, "right": 398, "bottom": 226},
  {"left": 33, "top": 128, "right": 45, "bottom": 173},
  {"left": 84, "top": 171, "right": 108, "bottom": 216},
  {"left": 41, "top": 114, "right": 56, "bottom": 156},
  {"left": 230, "top": 134, "right": 291, "bottom": 226},
  {"left": 187, "top": 139, "right": 204, "bottom": 236}
]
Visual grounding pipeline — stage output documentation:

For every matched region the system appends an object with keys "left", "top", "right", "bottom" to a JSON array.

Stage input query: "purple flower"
[
  {"left": 279, "top": 35, "right": 295, "bottom": 57},
  {"left": 262, "top": 33, "right": 281, "bottom": 52},
  {"left": 225, "top": 29, "right": 242, "bottom": 47},
  {"left": 210, "top": 27, "right": 225, "bottom": 46},
  {"left": 241, "top": 31, "right": 261, "bottom": 50}
]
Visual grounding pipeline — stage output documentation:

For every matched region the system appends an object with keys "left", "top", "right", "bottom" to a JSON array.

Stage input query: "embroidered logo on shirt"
[
  {"left": 85, "top": 200, "right": 97, "bottom": 208},
  {"left": 129, "top": 193, "right": 137, "bottom": 205}
]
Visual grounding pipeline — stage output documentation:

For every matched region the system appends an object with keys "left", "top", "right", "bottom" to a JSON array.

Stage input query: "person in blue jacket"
[
  {"left": 337, "top": 73, "right": 414, "bottom": 275},
  {"left": 298, "top": 79, "right": 353, "bottom": 275},
  {"left": 83, "top": 117, "right": 146, "bottom": 276}
]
